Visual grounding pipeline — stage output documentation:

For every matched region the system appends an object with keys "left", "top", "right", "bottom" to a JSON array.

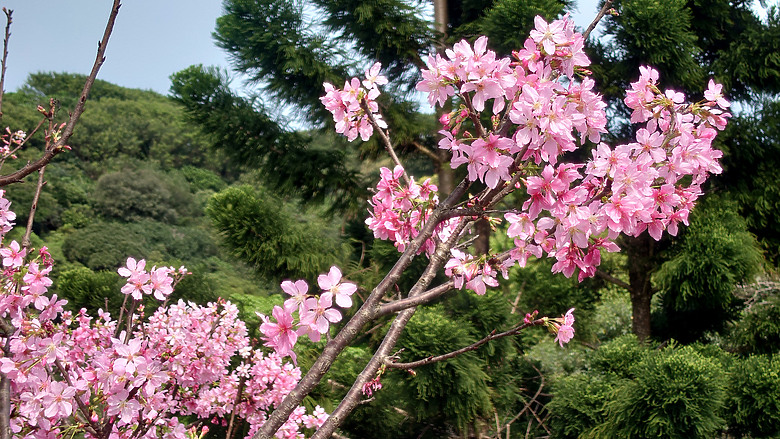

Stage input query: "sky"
[{"left": 0, "top": 0, "right": 607, "bottom": 97}]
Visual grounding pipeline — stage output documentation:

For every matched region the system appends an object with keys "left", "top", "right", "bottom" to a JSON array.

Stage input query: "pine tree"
[{"left": 587, "top": 0, "right": 779, "bottom": 341}]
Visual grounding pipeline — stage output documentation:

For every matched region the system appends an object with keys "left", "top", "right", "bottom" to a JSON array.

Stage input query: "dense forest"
[{"left": 3, "top": 0, "right": 780, "bottom": 437}]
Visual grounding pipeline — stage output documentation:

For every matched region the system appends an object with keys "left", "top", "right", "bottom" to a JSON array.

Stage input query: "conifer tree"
[
  {"left": 171, "top": 0, "right": 780, "bottom": 343},
  {"left": 587, "top": 0, "right": 779, "bottom": 340}
]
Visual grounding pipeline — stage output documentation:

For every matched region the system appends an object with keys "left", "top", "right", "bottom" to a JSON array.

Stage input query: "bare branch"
[
  {"left": 0, "top": 8, "right": 12, "bottom": 119},
  {"left": 21, "top": 166, "right": 46, "bottom": 250},
  {"left": 309, "top": 214, "right": 471, "bottom": 439},
  {"left": 386, "top": 318, "right": 545, "bottom": 370},
  {"left": 0, "top": 0, "right": 122, "bottom": 187},
  {"left": 361, "top": 99, "right": 411, "bottom": 185},
  {"left": 583, "top": 0, "right": 614, "bottom": 41},
  {"left": 377, "top": 280, "right": 455, "bottom": 316},
  {"left": 595, "top": 268, "right": 635, "bottom": 294}
]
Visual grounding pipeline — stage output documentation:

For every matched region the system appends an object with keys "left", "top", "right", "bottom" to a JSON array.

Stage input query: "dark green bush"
[
  {"left": 726, "top": 354, "right": 780, "bottom": 438},
  {"left": 206, "top": 185, "right": 342, "bottom": 281},
  {"left": 396, "top": 305, "right": 492, "bottom": 434},
  {"left": 726, "top": 290, "right": 780, "bottom": 355},
  {"left": 548, "top": 372, "right": 621, "bottom": 439},
  {"left": 591, "top": 344, "right": 727, "bottom": 439},
  {"left": 93, "top": 169, "right": 194, "bottom": 224}
]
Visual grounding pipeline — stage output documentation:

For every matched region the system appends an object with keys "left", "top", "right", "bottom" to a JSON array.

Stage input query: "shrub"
[{"left": 726, "top": 354, "right": 780, "bottom": 438}]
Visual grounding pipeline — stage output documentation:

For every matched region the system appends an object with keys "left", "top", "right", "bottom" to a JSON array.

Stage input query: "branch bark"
[
  {"left": 0, "top": 0, "right": 121, "bottom": 187},
  {"left": 386, "top": 318, "right": 545, "bottom": 370},
  {"left": 254, "top": 177, "right": 472, "bottom": 438}
]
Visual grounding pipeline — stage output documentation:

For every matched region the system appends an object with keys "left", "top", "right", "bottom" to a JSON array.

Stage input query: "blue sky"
[
  {"left": 0, "top": 0, "right": 608, "bottom": 94},
  {"left": 1, "top": 0, "right": 775, "bottom": 97},
  {"left": 0, "top": 0, "right": 607, "bottom": 96},
  {"left": 1, "top": 0, "right": 231, "bottom": 94}
]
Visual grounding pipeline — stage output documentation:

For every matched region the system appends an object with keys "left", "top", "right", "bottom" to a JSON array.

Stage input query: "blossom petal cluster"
[
  {"left": 0, "top": 189, "right": 327, "bottom": 439},
  {"left": 258, "top": 266, "right": 358, "bottom": 363},
  {"left": 334, "top": 15, "right": 727, "bottom": 296},
  {"left": 321, "top": 62, "right": 388, "bottom": 141},
  {"left": 365, "top": 165, "right": 460, "bottom": 255}
]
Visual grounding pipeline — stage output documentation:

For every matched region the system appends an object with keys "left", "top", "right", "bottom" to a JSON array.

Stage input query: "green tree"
[{"left": 589, "top": 0, "right": 780, "bottom": 340}]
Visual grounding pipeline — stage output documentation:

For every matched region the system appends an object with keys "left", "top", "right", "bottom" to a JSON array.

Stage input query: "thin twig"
[
  {"left": 360, "top": 99, "right": 411, "bottom": 185},
  {"left": 583, "top": 0, "right": 614, "bottom": 40},
  {"left": 0, "top": 0, "right": 122, "bottom": 187},
  {"left": 226, "top": 377, "right": 246, "bottom": 439},
  {"left": 0, "top": 8, "right": 12, "bottom": 120},
  {"left": 386, "top": 318, "right": 545, "bottom": 369},
  {"left": 20, "top": 165, "right": 45, "bottom": 250},
  {"left": 496, "top": 363, "right": 545, "bottom": 436}
]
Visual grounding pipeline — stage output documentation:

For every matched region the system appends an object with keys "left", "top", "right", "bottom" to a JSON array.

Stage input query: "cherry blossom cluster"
[
  {"left": 320, "top": 62, "right": 388, "bottom": 141},
  {"left": 325, "top": 15, "right": 727, "bottom": 299},
  {"left": 0, "top": 192, "right": 327, "bottom": 438},
  {"left": 364, "top": 165, "right": 460, "bottom": 254},
  {"left": 551, "top": 308, "right": 576, "bottom": 347},
  {"left": 0, "top": 127, "right": 24, "bottom": 159},
  {"left": 258, "top": 266, "right": 358, "bottom": 363},
  {"left": 118, "top": 257, "right": 189, "bottom": 301},
  {"left": 415, "top": 16, "right": 727, "bottom": 285}
]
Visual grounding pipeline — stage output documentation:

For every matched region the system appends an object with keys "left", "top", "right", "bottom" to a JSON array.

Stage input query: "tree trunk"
[{"left": 623, "top": 234, "right": 656, "bottom": 342}]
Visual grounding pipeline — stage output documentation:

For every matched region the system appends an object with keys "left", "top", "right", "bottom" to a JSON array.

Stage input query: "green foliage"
[
  {"left": 93, "top": 169, "right": 195, "bottom": 224},
  {"left": 589, "top": 286, "right": 633, "bottom": 341},
  {"left": 62, "top": 220, "right": 218, "bottom": 271},
  {"left": 169, "top": 65, "right": 365, "bottom": 213},
  {"left": 598, "top": 0, "right": 703, "bottom": 96},
  {"left": 312, "top": 0, "right": 434, "bottom": 83},
  {"left": 725, "top": 286, "right": 780, "bottom": 355},
  {"left": 653, "top": 197, "right": 763, "bottom": 341},
  {"left": 206, "top": 185, "right": 342, "bottom": 281},
  {"left": 547, "top": 372, "right": 620, "bottom": 439},
  {"left": 589, "top": 344, "right": 727, "bottom": 439},
  {"left": 719, "top": 99, "right": 780, "bottom": 263},
  {"left": 177, "top": 166, "right": 227, "bottom": 193},
  {"left": 396, "top": 305, "right": 492, "bottom": 434},
  {"left": 587, "top": 334, "right": 647, "bottom": 378},
  {"left": 479, "top": 0, "right": 570, "bottom": 56},
  {"left": 725, "top": 354, "right": 780, "bottom": 438},
  {"left": 56, "top": 267, "right": 124, "bottom": 313}
]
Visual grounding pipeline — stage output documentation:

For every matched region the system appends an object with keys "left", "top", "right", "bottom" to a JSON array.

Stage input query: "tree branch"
[
  {"left": 377, "top": 280, "right": 454, "bottom": 316},
  {"left": 0, "top": 8, "right": 11, "bottom": 120},
  {"left": 583, "top": 0, "right": 614, "bottom": 40},
  {"left": 386, "top": 318, "right": 545, "bottom": 370},
  {"left": 361, "top": 99, "right": 411, "bottom": 185},
  {"left": 411, "top": 140, "right": 441, "bottom": 163},
  {"left": 595, "top": 268, "right": 635, "bottom": 294},
  {"left": 0, "top": 0, "right": 121, "bottom": 187},
  {"left": 255, "top": 176, "right": 472, "bottom": 439},
  {"left": 311, "top": 217, "right": 470, "bottom": 439}
]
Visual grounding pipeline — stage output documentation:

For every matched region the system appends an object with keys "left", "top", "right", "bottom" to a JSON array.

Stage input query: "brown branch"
[
  {"left": 595, "top": 268, "right": 635, "bottom": 294},
  {"left": 20, "top": 165, "right": 45, "bottom": 250},
  {"left": 360, "top": 99, "right": 410, "bottom": 186},
  {"left": 0, "top": 0, "right": 121, "bottom": 187},
  {"left": 226, "top": 377, "right": 246, "bottom": 439},
  {"left": 386, "top": 318, "right": 545, "bottom": 370},
  {"left": 0, "top": 8, "right": 11, "bottom": 120},
  {"left": 254, "top": 177, "right": 471, "bottom": 438},
  {"left": 583, "top": 0, "right": 614, "bottom": 41},
  {"left": 411, "top": 140, "right": 441, "bottom": 163},
  {"left": 309, "top": 215, "right": 472, "bottom": 439},
  {"left": 377, "top": 280, "right": 454, "bottom": 316}
]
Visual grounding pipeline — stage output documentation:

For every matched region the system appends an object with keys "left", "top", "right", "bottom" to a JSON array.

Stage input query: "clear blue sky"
[{"left": 0, "top": 0, "right": 606, "bottom": 96}]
